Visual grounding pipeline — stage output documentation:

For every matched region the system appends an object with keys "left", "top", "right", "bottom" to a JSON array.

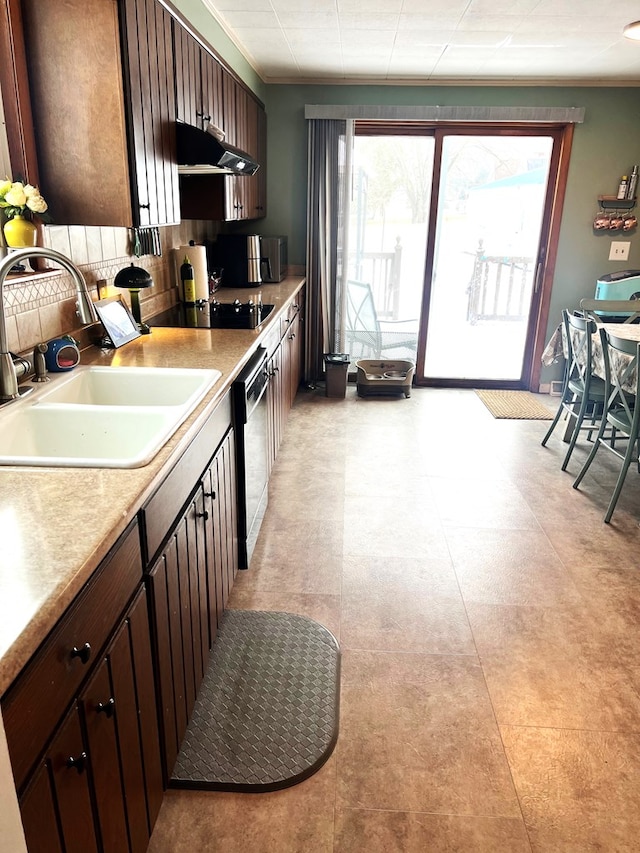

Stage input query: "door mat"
[
  {"left": 475, "top": 389, "right": 554, "bottom": 420},
  {"left": 170, "top": 609, "right": 340, "bottom": 792}
]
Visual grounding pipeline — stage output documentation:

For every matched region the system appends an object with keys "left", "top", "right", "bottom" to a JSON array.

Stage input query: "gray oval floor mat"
[{"left": 170, "top": 609, "right": 341, "bottom": 792}]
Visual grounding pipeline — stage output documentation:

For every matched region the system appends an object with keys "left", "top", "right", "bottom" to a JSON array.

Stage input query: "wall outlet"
[{"left": 609, "top": 241, "right": 631, "bottom": 261}]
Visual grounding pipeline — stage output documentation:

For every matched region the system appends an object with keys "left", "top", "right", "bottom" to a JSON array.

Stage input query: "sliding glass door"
[
  {"left": 421, "top": 131, "right": 556, "bottom": 383},
  {"left": 341, "top": 124, "right": 566, "bottom": 387}
]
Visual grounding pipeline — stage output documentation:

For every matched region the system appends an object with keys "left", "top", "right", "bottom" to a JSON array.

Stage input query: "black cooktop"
[{"left": 149, "top": 300, "right": 274, "bottom": 330}]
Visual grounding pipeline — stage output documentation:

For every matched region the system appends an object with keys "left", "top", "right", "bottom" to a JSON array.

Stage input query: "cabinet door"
[
  {"left": 20, "top": 707, "right": 99, "bottom": 853},
  {"left": 81, "top": 587, "right": 162, "bottom": 853},
  {"left": 218, "top": 429, "right": 239, "bottom": 596},
  {"left": 203, "top": 459, "right": 224, "bottom": 635},
  {"left": 202, "top": 428, "right": 238, "bottom": 634},
  {"left": 21, "top": 0, "right": 178, "bottom": 226},
  {"left": 148, "top": 535, "right": 185, "bottom": 777},
  {"left": 224, "top": 93, "right": 265, "bottom": 221},
  {"left": 287, "top": 309, "right": 302, "bottom": 409},
  {"left": 122, "top": 586, "right": 164, "bottom": 837},
  {"left": 266, "top": 306, "right": 302, "bottom": 470},
  {"left": 148, "top": 499, "right": 210, "bottom": 778},
  {"left": 240, "top": 95, "right": 262, "bottom": 219},
  {"left": 174, "top": 23, "right": 202, "bottom": 127},
  {"left": 221, "top": 67, "right": 237, "bottom": 145},
  {"left": 121, "top": 0, "right": 180, "bottom": 225},
  {"left": 175, "top": 514, "right": 197, "bottom": 718},
  {"left": 187, "top": 488, "right": 211, "bottom": 679},
  {"left": 79, "top": 659, "right": 129, "bottom": 853},
  {"left": 267, "top": 345, "right": 283, "bottom": 471},
  {"left": 20, "top": 0, "right": 133, "bottom": 226},
  {"left": 19, "top": 763, "right": 64, "bottom": 853},
  {"left": 221, "top": 69, "right": 242, "bottom": 220},
  {"left": 201, "top": 48, "right": 225, "bottom": 133}
]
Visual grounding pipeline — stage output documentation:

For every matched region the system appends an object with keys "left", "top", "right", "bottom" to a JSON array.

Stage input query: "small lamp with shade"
[{"left": 114, "top": 263, "right": 153, "bottom": 334}]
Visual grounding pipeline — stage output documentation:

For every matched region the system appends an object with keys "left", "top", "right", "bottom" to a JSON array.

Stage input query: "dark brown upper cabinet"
[
  {"left": 19, "top": 0, "right": 180, "bottom": 227},
  {"left": 174, "top": 24, "right": 225, "bottom": 136},
  {"left": 174, "top": 23, "right": 266, "bottom": 223},
  {"left": 222, "top": 85, "right": 267, "bottom": 222}
]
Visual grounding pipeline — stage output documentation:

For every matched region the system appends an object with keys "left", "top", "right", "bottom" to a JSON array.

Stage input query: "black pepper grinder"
[{"left": 180, "top": 255, "right": 196, "bottom": 304}]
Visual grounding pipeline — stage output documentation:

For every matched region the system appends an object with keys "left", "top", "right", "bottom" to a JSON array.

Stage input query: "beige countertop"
[{"left": 0, "top": 276, "right": 305, "bottom": 696}]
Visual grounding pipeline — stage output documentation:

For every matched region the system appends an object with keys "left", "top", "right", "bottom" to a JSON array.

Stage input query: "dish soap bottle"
[{"left": 180, "top": 255, "right": 196, "bottom": 303}]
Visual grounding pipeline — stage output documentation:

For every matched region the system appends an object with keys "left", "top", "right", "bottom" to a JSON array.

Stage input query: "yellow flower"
[
  {"left": 26, "top": 194, "right": 48, "bottom": 214},
  {"left": 0, "top": 180, "right": 11, "bottom": 198},
  {"left": 4, "top": 183, "right": 27, "bottom": 208}
]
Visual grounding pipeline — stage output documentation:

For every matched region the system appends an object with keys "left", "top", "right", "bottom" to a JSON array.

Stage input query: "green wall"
[{"left": 259, "top": 84, "right": 640, "bottom": 371}]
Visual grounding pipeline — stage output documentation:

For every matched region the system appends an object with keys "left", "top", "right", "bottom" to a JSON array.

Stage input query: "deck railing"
[
  {"left": 466, "top": 240, "right": 534, "bottom": 324},
  {"left": 351, "top": 237, "right": 403, "bottom": 320}
]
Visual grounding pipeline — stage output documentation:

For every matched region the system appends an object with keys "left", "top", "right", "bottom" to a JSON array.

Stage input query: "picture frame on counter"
[{"left": 94, "top": 296, "right": 142, "bottom": 348}]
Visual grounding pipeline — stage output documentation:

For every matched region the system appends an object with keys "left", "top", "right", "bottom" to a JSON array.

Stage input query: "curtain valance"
[{"left": 304, "top": 105, "right": 585, "bottom": 123}]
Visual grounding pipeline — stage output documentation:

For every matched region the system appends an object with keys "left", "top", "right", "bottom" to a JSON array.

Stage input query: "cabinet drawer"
[
  {"left": 279, "top": 299, "right": 301, "bottom": 340},
  {"left": 2, "top": 521, "right": 142, "bottom": 791}
]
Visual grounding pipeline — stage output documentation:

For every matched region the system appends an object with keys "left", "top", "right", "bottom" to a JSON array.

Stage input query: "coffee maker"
[{"left": 211, "top": 234, "right": 271, "bottom": 288}]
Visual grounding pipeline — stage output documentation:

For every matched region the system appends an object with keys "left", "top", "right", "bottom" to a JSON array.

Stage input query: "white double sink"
[{"left": 0, "top": 365, "right": 222, "bottom": 468}]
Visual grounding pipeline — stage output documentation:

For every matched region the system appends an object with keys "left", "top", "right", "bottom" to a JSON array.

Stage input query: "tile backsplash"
[{"left": 4, "top": 220, "right": 219, "bottom": 356}]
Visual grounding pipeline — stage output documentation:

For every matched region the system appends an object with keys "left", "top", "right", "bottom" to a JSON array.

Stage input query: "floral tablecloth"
[
  {"left": 541, "top": 325, "right": 564, "bottom": 367},
  {"left": 541, "top": 322, "right": 640, "bottom": 394}
]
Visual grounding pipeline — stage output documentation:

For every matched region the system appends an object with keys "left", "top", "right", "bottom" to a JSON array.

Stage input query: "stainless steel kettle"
[{"left": 246, "top": 235, "right": 262, "bottom": 285}]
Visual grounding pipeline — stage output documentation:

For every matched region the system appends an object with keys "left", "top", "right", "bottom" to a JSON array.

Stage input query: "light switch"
[{"left": 609, "top": 241, "right": 631, "bottom": 261}]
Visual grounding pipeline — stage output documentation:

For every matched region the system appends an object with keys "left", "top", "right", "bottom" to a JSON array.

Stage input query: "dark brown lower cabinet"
[
  {"left": 3, "top": 522, "right": 163, "bottom": 853},
  {"left": 147, "top": 427, "right": 238, "bottom": 779},
  {"left": 80, "top": 589, "right": 163, "bottom": 853},
  {"left": 286, "top": 309, "right": 303, "bottom": 410},
  {"left": 148, "top": 506, "right": 208, "bottom": 778},
  {"left": 17, "top": 586, "right": 163, "bottom": 853},
  {"left": 217, "top": 428, "right": 239, "bottom": 610},
  {"left": 267, "top": 298, "right": 303, "bottom": 471},
  {"left": 267, "top": 342, "right": 283, "bottom": 473},
  {"left": 81, "top": 658, "right": 130, "bottom": 851}
]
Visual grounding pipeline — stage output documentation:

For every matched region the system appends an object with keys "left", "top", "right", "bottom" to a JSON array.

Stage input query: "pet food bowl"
[{"left": 355, "top": 359, "right": 415, "bottom": 398}]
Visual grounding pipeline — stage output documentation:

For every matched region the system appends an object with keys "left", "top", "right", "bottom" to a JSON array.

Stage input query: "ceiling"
[{"left": 201, "top": 0, "right": 640, "bottom": 84}]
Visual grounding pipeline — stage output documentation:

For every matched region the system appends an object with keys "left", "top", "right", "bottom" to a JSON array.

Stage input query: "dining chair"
[
  {"left": 579, "top": 298, "right": 640, "bottom": 324},
  {"left": 573, "top": 327, "right": 640, "bottom": 523},
  {"left": 344, "top": 279, "right": 418, "bottom": 360},
  {"left": 541, "top": 309, "right": 606, "bottom": 470}
]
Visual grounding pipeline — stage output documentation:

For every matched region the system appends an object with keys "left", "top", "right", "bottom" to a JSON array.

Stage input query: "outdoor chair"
[
  {"left": 541, "top": 309, "right": 606, "bottom": 470},
  {"left": 579, "top": 298, "right": 640, "bottom": 324},
  {"left": 345, "top": 279, "right": 418, "bottom": 360},
  {"left": 573, "top": 327, "right": 640, "bottom": 523}
]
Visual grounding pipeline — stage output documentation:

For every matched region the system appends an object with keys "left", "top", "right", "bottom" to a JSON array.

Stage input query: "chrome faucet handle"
[{"left": 32, "top": 342, "right": 50, "bottom": 383}]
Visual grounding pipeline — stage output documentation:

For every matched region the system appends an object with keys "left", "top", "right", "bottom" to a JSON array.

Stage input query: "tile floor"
[{"left": 148, "top": 386, "right": 640, "bottom": 852}]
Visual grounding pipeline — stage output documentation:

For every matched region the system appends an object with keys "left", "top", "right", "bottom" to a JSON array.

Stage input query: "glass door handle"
[{"left": 534, "top": 261, "right": 544, "bottom": 293}]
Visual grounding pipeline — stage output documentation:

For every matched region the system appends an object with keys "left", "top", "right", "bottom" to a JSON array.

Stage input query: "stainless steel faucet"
[{"left": 0, "top": 247, "right": 98, "bottom": 401}]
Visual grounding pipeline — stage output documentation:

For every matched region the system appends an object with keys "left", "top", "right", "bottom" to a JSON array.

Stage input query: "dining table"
[{"left": 541, "top": 320, "right": 640, "bottom": 440}]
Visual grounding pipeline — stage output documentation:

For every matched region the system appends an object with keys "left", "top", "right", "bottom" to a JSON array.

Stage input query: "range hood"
[{"left": 176, "top": 122, "right": 260, "bottom": 177}]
